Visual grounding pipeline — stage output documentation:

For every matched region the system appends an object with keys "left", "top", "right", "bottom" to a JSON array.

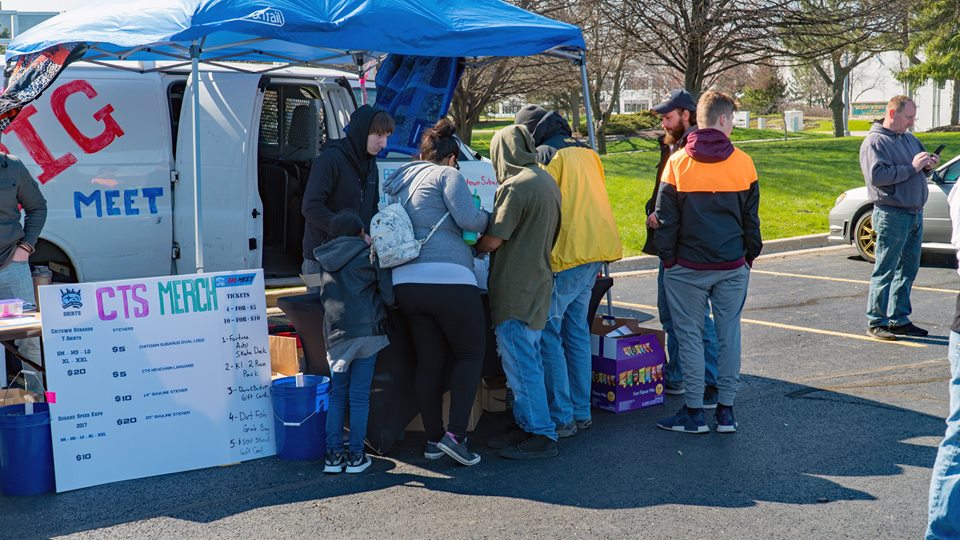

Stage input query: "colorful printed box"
[{"left": 590, "top": 317, "right": 666, "bottom": 413}]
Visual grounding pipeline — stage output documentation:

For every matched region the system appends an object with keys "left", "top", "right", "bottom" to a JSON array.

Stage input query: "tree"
[
  {"left": 789, "top": 62, "right": 832, "bottom": 108},
  {"left": 898, "top": 0, "right": 960, "bottom": 124},
  {"left": 739, "top": 66, "right": 789, "bottom": 114},
  {"left": 782, "top": 0, "right": 906, "bottom": 136}
]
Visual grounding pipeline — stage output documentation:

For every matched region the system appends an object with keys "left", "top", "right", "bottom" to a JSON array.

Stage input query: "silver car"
[{"left": 828, "top": 155, "right": 958, "bottom": 262}]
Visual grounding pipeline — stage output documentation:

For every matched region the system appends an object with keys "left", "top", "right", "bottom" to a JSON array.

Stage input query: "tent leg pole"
[
  {"left": 191, "top": 41, "right": 204, "bottom": 274},
  {"left": 579, "top": 52, "right": 612, "bottom": 318}
]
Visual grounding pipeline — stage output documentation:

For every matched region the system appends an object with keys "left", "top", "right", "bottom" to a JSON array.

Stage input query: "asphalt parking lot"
[{"left": 2, "top": 245, "right": 955, "bottom": 539}]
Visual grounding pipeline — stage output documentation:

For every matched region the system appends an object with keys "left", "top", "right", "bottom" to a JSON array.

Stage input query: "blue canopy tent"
[{"left": 4, "top": 0, "right": 595, "bottom": 273}]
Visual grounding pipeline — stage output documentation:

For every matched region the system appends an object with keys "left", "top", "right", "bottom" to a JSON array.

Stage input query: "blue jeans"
[
  {"left": 325, "top": 354, "right": 376, "bottom": 455},
  {"left": 541, "top": 261, "right": 601, "bottom": 427},
  {"left": 927, "top": 330, "right": 960, "bottom": 539},
  {"left": 0, "top": 262, "right": 41, "bottom": 375},
  {"left": 867, "top": 207, "right": 922, "bottom": 328},
  {"left": 658, "top": 262, "right": 718, "bottom": 388},
  {"left": 496, "top": 319, "right": 557, "bottom": 440}
]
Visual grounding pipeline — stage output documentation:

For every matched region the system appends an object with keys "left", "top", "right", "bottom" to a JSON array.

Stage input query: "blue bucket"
[
  {"left": 271, "top": 375, "right": 330, "bottom": 461},
  {"left": 0, "top": 402, "right": 54, "bottom": 496}
]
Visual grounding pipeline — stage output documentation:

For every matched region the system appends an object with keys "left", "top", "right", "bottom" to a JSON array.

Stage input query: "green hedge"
[{"left": 604, "top": 112, "right": 661, "bottom": 136}]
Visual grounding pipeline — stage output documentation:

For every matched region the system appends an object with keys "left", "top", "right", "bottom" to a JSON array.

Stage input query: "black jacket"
[
  {"left": 313, "top": 236, "right": 394, "bottom": 348},
  {"left": 529, "top": 111, "right": 587, "bottom": 165},
  {"left": 302, "top": 105, "right": 382, "bottom": 259},
  {"left": 642, "top": 126, "right": 695, "bottom": 256}
]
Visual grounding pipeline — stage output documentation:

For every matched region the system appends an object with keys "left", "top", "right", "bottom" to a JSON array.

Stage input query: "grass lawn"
[{"left": 603, "top": 132, "right": 960, "bottom": 257}]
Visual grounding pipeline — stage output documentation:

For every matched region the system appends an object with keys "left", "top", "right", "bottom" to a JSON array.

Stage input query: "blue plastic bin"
[
  {"left": 0, "top": 402, "right": 54, "bottom": 496},
  {"left": 271, "top": 375, "right": 330, "bottom": 461}
]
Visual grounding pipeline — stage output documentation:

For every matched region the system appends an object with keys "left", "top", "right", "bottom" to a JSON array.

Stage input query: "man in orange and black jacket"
[{"left": 654, "top": 91, "right": 761, "bottom": 435}]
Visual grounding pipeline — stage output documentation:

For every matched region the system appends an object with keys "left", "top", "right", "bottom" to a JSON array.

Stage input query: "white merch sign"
[{"left": 39, "top": 270, "right": 276, "bottom": 492}]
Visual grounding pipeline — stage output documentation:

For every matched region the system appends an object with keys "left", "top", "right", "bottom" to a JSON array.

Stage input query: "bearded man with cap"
[
  {"left": 646, "top": 89, "right": 720, "bottom": 407},
  {"left": 514, "top": 105, "right": 622, "bottom": 438}
]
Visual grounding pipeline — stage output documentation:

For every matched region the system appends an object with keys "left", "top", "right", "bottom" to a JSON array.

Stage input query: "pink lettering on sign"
[
  {"left": 3, "top": 105, "right": 77, "bottom": 184},
  {"left": 97, "top": 284, "right": 149, "bottom": 321},
  {"left": 50, "top": 80, "right": 125, "bottom": 154}
]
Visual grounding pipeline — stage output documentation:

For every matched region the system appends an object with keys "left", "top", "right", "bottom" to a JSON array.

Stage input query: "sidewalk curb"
[{"left": 609, "top": 233, "right": 837, "bottom": 274}]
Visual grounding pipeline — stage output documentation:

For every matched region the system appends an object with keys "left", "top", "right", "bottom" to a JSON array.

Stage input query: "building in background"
[
  {"left": 0, "top": 6, "right": 59, "bottom": 45},
  {"left": 849, "top": 51, "right": 956, "bottom": 132}
]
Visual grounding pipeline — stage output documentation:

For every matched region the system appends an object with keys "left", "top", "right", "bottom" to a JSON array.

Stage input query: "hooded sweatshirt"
[
  {"left": 302, "top": 105, "right": 382, "bottom": 259},
  {"left": 486, "top": 125, "right": 562, "bottom": 330},
  {"left": 654, "top": 128, "right": 762, "bottom": 270},
  {"left": 382, "top": 161, "right": 489, "bottom": 280},
  {"left": 312, "top": 235, "right": 394, "bottom": 370},
  {"left": 859, "top": 122, "right": 929, "bottom": 213}
]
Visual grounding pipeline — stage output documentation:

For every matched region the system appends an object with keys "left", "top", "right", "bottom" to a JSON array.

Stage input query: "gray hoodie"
[
  {"left": 859, "top": 123, "right": 929, "bottom": 213},
  {"left": 383, "top": 161, "right": 489, "bottom": 270}
]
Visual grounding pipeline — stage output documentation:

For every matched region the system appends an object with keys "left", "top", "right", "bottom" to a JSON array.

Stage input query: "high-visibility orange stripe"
[{"left": 662, "top": 149, "right": 758, "bottom": 193}]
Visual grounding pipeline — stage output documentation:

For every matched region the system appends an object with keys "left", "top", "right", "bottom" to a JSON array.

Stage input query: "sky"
[{"left": 3, "top": 0, "right": 87, "bottom": 12}]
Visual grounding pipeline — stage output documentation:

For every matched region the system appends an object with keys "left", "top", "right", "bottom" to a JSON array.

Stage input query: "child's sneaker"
[
  {"left": 345, "top": 451, "right": 372, "bottom": 473},
  {"left": 437, "top": 432, "right": 481, "bottom": 466},
  {"left": 323, "top": 450, "right": 345, "bottom": 474},
  {"left": 715, "top": 405, "right": 738, "bottom": 433},
  {"left": 656, "top": 406, "right": 709, "bottom": 434},
  {"left": 424, "top": 441, "right": 444, "bottom": 460}
]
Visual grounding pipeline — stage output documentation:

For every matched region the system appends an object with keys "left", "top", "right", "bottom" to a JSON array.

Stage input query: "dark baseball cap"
[{"left": 651, "top": 89, "right": 697, "bottom": 115}]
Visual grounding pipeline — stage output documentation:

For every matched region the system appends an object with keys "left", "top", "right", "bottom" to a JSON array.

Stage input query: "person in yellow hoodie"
[{"left": 515, "top": 105, "right": 623, "bottom": 438}]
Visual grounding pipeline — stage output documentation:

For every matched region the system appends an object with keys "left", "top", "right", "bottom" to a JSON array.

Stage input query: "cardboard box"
[
  {"left": 0, "top": 388, "right": 42, "bottom": 408},
  {"left": 406, "top": 390, "right": 482, "bottom": 432},
  {"left": 268, "top": 335, "right": 302, "bottom": 376},
  {"left": 590, "top": 316, "right": 666, "bottom": 413},
  {"left": 480, "top": 376, "right": 507, "bottom": 413}
]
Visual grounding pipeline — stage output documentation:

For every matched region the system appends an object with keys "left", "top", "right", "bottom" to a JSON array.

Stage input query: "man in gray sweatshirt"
[
  {"left": 0, "top": 153, "right": 47, "bottom": 377},
  {"left": 860, "top": 95, "right": 938, "bottom": 340}
]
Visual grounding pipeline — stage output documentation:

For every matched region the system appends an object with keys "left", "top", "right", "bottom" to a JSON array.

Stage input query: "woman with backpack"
[{"left": 382, "top": 118, "right": 490, "bottom": 466}]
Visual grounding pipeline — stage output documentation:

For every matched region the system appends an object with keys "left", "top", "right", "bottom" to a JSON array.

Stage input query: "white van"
[{"left": 2, "top": 62, "right": 497, "bottom": 283}]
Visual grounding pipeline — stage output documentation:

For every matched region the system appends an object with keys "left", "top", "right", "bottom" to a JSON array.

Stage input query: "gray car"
[{"left": 828, "top": 154, "right": 958, "bottom": 262}]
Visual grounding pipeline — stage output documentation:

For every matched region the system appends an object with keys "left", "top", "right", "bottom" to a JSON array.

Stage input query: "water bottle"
[{"left": 462, "top": 189, "right": 481, "bottom": 245}]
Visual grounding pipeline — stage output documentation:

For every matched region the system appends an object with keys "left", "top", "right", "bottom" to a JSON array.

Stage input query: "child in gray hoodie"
[{"left": 313, "top": 210, "right": 394, "bottom": 474}]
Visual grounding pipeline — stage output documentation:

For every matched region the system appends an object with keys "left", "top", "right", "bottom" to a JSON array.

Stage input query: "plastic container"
[
  {"left": 31, "top": 266, "right": 52, "bottom": 310},
  {"left": 462, "top": 189, "right": 481, "bottom": 245},
  {"left": 0, "top": 299, "right": 24, "bottom": 319},
  {"left": 271, "top": 375, "right": 330, "bottom": 461},
  {"left": 0, "top": 401, "right": 55, "bottom": 496}
]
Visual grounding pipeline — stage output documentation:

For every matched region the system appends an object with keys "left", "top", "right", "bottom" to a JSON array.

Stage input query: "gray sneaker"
[
  {"left": 424, "top": 441, "right": 444, "bottom": 460},
  {"left": 664, "top": 382, "right": 684, "bottom": 395},
  {"left": 575, "top": 418, "right": 592, "bottom": 430},
  {"left": 556, "top": 421, "right": 578, "bottom": 438},
  {"left": 437, "top": 432, "right": 481, "bottom": 466},
  {"left": 703, "top": 385, "right": 719, "bottom": 410}
]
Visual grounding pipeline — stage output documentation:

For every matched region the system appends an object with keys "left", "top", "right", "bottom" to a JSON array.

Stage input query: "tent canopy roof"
[{"left": 6, "top": 0, "right": 585, "bottom": 65}]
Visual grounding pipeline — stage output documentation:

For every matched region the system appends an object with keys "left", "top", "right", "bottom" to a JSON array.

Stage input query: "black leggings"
[{"left": 395, "top": 283, "right": 485, "bottom": 441}]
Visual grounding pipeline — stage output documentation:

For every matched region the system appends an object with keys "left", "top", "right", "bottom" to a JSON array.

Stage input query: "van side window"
[
  {"left": 168, "top": 81, "right": 185, "bottom": 159},
  {"left": 259, "top": 85, "right": 326, "bottom": 161}
]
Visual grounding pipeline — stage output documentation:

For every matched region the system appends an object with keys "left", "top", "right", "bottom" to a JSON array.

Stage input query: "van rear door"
[{"left": 174, "top": 72, "right": 263, "bottom": 274}]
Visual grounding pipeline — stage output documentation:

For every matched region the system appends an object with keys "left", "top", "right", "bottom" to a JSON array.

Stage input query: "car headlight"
[{"left": 835, "top": 192, "right": 847, "bottom": 206}]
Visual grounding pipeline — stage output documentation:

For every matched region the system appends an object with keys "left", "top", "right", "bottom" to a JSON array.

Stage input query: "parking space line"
[
  {"left": 751, "top": 269, "right": 959, "bottom": 294},
  {"left": 612, "top": 301, "right": 926, "bottom": 348}
]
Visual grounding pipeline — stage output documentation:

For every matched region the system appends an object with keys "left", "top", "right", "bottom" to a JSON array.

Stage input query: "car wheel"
[{"left": 853, "top": 210, "right": 876, "bottom": 263}]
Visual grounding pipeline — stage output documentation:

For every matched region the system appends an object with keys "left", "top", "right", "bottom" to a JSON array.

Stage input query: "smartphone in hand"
[{"left": 933, "top": 144, "right": 946, "bottom": 155}]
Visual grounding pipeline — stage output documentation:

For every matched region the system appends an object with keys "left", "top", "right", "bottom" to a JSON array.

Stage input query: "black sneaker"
[
  {"left": 575, "top": 418, "right": 592, "bottom": 430},
  {"left": 499, "top": 434, "right": 559, "bottom": 460},
  {"left": 437, "top": 432, "right": 481, "bottom": 466},
  {"left": 556, "top": 421, "right": 578, "bottom": 438},
  {"left": 703, "top": 385, "right": 719, "bottom": 410},
  {"left": 867, "top": 326, "right": 896, "bottom": 341},
  {"left": 715, "top": 405, "right": 738, "bottom": 433},
  {"left": 424, "top": 441, "right": 444, "bottom": 460},
  {"left": 323, "top": 450, "right": 345, "bottom": 474},
  {"left": 344, "top": 452, "right": 371, "bottom": 474},
  {"left": 888, "top": 322, "right": 928, "bottom": 337},
  {"left": 488, "top": 423, "right": 528, "bottom": 449}
]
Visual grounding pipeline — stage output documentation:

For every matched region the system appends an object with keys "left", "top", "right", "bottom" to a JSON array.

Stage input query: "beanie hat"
[{"left": 514, "top": 104, "right": 548, "bottom": 136}]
